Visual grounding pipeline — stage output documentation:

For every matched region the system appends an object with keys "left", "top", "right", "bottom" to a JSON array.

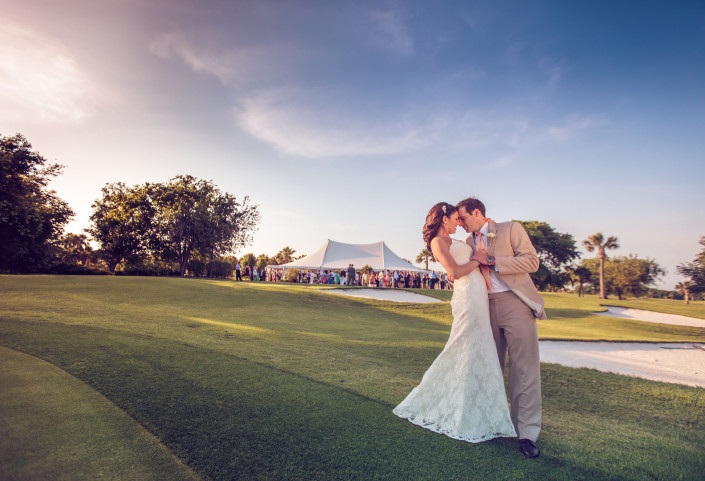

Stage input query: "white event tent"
[{"left": 268, "top": 239, "right": 427, "bottom": 273}]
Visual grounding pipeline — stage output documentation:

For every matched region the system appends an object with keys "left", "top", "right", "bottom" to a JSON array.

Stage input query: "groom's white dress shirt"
[{"left": 478, "top": 222, "right": 510, "bottom": 293}]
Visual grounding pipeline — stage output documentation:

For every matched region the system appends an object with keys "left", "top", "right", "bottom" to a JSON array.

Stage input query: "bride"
[{"left": 393, "top": 202, "right": 516, "bottom": 443}]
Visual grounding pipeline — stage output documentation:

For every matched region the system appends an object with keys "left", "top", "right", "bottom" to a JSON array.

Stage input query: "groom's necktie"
[{"left": 476, "top": 233, "right": 492, "bottom": 292}]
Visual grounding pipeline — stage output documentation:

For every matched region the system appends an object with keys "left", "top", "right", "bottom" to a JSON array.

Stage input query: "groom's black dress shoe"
[{"left": 519, "top": 439, "right": 540, "bottom": 458}]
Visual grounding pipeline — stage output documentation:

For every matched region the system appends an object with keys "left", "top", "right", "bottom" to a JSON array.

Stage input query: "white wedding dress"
[{"left": 393, "top": 240, "right": 516, "bottom": 442}]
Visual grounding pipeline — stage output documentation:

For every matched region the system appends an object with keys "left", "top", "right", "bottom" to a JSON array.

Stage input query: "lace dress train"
[{"left": 393, "top": 240, "right": 516, "bottom": 443}]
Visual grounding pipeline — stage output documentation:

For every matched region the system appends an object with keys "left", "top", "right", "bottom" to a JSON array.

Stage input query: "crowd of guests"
[
  {"left": 233, "top": 262, "right": 265, "bottom": 282},
  {"left": 266, "top": 265, "right": 452, "bottom": 290},
  {"left": 232, "top": 261, "right": 452, "bottom": 290}
]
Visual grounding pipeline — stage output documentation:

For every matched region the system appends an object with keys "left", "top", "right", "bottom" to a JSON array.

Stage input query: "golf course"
[{"left": 1, "top": 275, "right": 704, "bottom": 480}]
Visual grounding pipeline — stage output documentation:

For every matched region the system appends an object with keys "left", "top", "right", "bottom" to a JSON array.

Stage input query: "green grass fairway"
[
  {"left": 0, "top": 346, "right": 200, "bottom": 481},
  {"left": 1, "top": 276, "right": 704, "bottom": 480},
  {"left": 538, "top": 293, "right": 705, "bottom": 341}
]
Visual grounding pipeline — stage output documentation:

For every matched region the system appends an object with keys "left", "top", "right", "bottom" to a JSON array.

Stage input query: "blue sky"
[{"left": 2, "top": 0, "right": 703, "bottom": 288}]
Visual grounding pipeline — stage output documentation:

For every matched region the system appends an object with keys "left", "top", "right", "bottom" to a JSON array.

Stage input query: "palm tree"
[
  {"left": 276, "top": 246, "right": 297, "bottom": 264},
  {"left": 582, "top": 233, "right": 619, "bottom": 299},
  {"left": 568, "top": 265, "right": 592, "bottom": 297},
  {"left": 675, "top": 281, "right": 693, "bottom": 304},
  {"left": 416, "top": 249, "right": 435, "bottom": 270}
]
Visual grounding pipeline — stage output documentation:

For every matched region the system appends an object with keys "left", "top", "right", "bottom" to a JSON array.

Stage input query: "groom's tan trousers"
[{"left": 488, "top": 290, "right": 542, "bottom": 442}]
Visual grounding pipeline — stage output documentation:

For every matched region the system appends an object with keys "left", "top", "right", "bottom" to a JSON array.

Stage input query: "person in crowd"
[{"left": 347, "top": 264, "right": 356, "bottom": 286}]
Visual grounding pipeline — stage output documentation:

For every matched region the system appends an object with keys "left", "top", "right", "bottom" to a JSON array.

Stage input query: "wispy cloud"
[
  {"left": 544, "top": 116, "right": 603, "bottom": 143},
  {"left": 235, "top": 89, "right": 441, "bottom": 158},
  {"left": 148, "top": 27, "right": 600, "bottom": 160},
  {"left": 366, "top": 9, "right": 414, "bottom": 57},
  {"left": 538, "top": 57, "right": 568, "bottom": 90},
  {"left": 0, "top": 25, "right": 98, "bottom": 124},
  {"left": 149, "top": 30, "right": 303, "bottom": 90}
]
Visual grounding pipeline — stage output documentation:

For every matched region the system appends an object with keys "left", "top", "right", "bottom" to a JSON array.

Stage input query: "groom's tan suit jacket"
[{"left": 466, "top": 221, "right": 547, "bottom": 320}]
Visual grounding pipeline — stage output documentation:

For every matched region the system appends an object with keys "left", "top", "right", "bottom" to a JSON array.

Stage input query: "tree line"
[
  {"left": 2, "top": 131, "right": 704, "bottom": 299},
  {"left": 1, "top": 133, "right": 259, "bottom": 276},
  {"left": 88, "top": 176, "right": 259, "bottom": 276}
]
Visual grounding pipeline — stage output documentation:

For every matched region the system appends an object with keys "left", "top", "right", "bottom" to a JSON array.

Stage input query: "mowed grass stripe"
[
  {"left": 0, "top": 345, "right": 200, "bottom": 481},
  {"left": 2, "top": 320, "right": 623, "bottom": 481}
]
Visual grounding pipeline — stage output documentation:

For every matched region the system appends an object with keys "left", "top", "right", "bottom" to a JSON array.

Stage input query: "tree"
[
  {"left": 148, "top": 176, "right": 259, "bottom": 277},
  {"left": 198, "top": 187, "right": 259, "bottom": 276},
  {"left": 256, "top": 254, "right": 271, "bottom": 271},
  {"left": 675, "top": 281, "right": 693, "bottom": 304},
  {"left": 416, "top": 249, "right": 435, "bottom": 270},
  {"left": 88, "top": 182, "right": 153, "bottom": 272},
  {"left": 0, "top": 133, "right": 74, "bottom": 272},
  {"left": 275, "top": 246, "right": 297, "bottom": 264},
  {"left": 89, "top": 176, "right": 259, "bottom": 276},
  {"left": 567, "top": 265, "right": 592, "bottom": 297},
  {"left": 582, "top": 232, "right": 619, "bottom": 299},
  {"left": 608, "top": 255, "right": 664, "bottom": 299},
  {"left": 677, "top": 236, "right": 705, "bottom": 293},
  {"left": 360, "top": 264, "right": 374, "bottom": 275},
  {"left": 58, "top": 233, "right": 93, "bottom": 266},
  {"left": 582, "top": 255, "right": 664, "bottom": 299},
  {"left": 240, "top": 253, "right": 256, "bottom": 269},
  {"left": 519, "top": 221, "right": 580, "bottom": 291}
]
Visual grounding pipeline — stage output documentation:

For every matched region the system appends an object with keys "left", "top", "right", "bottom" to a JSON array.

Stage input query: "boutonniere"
[{"left": 486, "top": 232, "right": 496, "bottom": 247}]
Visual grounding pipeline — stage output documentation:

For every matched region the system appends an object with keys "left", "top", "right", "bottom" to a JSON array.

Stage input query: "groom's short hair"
[{"left": 457, "top": 197, "right": 486, "bottom": 216}]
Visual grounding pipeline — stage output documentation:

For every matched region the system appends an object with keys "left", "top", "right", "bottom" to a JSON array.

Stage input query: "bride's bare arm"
[{"left": 430, "top": 237, "right": 480, "bottom": 280}]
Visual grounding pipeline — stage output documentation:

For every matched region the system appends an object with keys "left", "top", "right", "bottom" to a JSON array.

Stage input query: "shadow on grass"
[
  {"left": 544, "top": 307, "right": 601, "bottom": 319},
  {"left": 0, "top": 319, "right": 656, "bottom": 481}
]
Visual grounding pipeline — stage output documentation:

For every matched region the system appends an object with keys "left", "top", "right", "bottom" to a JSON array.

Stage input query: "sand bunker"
[
  {"left": 539, "top": 341, "right": 705, "bottom": 388},
  {"left": 320, "top": 288, "right": 442, "bottom": 303},
  {"left": 594, "top": 306, "right": 705, "bottom": 328}
]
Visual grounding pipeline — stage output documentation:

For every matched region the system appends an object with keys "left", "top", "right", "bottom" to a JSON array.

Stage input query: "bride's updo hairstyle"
[{"left": 422, "top": 202, "right": 457, "bottom": 253}]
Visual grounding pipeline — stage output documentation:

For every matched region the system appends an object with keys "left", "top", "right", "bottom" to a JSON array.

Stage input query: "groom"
[{"left": 456, "top": 197, "right": 546, "bottom": 458}]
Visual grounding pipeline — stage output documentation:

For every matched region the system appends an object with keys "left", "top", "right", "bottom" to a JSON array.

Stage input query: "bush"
[
  {"left": 45, "top": 262, "right": 111, "bottom": 275},
  {"left": 208, "top": 260, "right": 234, "bottom": 278},
  {"left": 117, "top": 260, "right": 179, "bottom": 276},
  {"left": 187, "top": 259, "right": 208, "bottom": 277},
  {"left": 285, "top": 269, "right": 301, "bottom": 282}
]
